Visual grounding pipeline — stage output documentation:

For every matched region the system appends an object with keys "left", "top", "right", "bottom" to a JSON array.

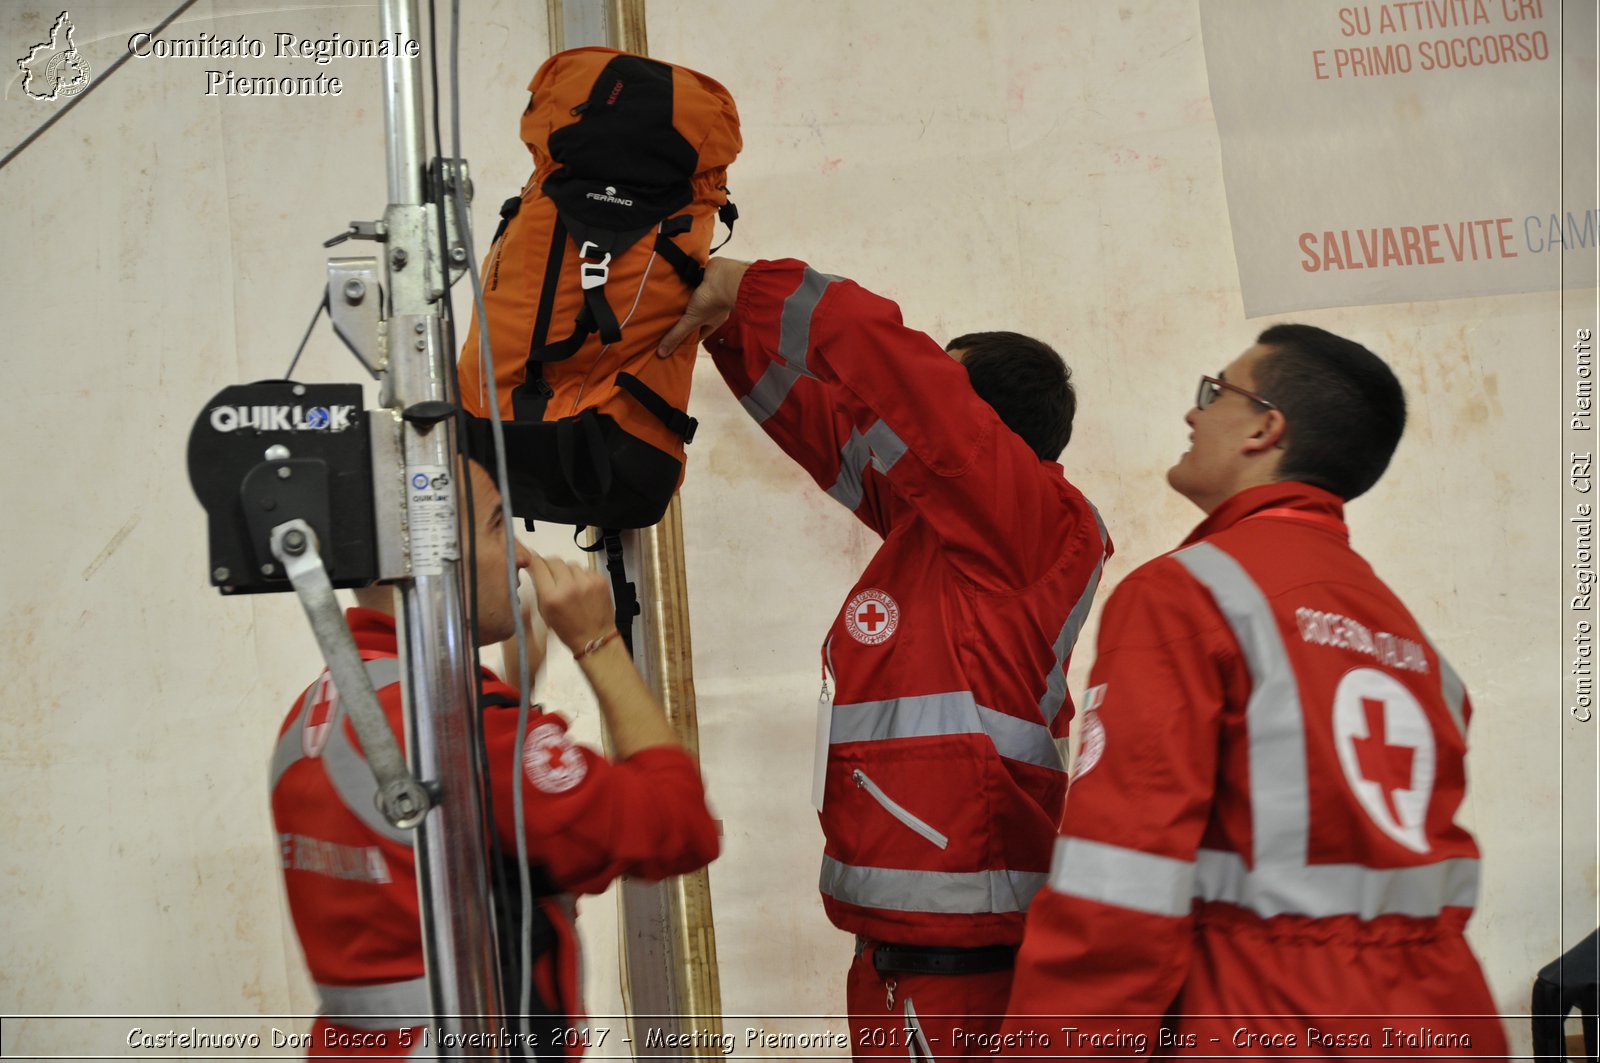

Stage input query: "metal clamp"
[
  {"left": 271, "top": 519, "right": 432, "bottom": 829},
  {"left": 327, "top": 258, "right": 386, "bottom": 378}
]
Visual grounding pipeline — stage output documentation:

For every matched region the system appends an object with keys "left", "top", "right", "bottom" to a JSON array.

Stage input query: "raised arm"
[
  {"left": 662, "top": 258, "right": 895, "bottom": 536},
  {"left": 664, "top": 258, "right": 1099, "bottom": 586},
  {"left": 481, "top": 553, "right": 717, "bottom": 892}
]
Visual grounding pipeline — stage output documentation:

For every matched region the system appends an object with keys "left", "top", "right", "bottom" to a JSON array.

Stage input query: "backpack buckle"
[{"left": 578, "top": 240, "right": 611, "bottom": 290}]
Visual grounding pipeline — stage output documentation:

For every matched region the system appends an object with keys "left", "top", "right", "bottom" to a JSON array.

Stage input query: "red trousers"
[{"left": 847, "top": 943, "right": 1015, "bottom": 1062}]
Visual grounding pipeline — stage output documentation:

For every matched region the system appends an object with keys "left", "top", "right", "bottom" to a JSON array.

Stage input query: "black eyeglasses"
[{"left": 1196, "top": 375, "right": 1278, "bottom": 412}]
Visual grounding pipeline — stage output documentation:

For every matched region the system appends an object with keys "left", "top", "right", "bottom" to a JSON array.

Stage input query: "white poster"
[{"left": 1200, "top": 0, "right": 1596, "bottom": 316}]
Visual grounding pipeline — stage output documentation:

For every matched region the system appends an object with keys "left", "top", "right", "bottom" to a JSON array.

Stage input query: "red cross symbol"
[
  {"left": 1351, "top": 697, "right": 1414, "bottom": 824},
  {"left": 302, "top": 674, "right": 340, "bottom": 757},
  {"left": 308, "top": 677, "right": 336, "bottom": 725},
  {"left": 544, "top": 742, "right": 570, "bottom": 771},
  {"left": 857, "top": 602, "right": 888, "bottom": 632}
]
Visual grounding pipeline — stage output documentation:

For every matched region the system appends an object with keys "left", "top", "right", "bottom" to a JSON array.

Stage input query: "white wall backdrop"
[{"left": 1, "top": 0, "right": 1593, "bottom": 1058}]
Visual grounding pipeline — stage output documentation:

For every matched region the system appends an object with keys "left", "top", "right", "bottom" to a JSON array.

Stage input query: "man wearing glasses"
[{"left": 1001, "top": 325, "right": 1507, "bottom": 1058}]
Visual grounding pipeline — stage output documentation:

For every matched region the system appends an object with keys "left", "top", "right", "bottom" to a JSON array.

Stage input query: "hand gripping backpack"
[{"left": 457, "top": 47, "right": 741, "bottom": 530}]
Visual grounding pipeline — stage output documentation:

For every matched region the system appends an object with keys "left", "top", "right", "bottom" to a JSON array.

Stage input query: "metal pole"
[
  {"left": 613, "top": 499, "right": 725, "bottom": 1043},
  {"left": 550, "top": 0, "right": 725, "bottom": 1053},
  {"left": 379, "top": 0, "right": 505, "bottom": 1049}
]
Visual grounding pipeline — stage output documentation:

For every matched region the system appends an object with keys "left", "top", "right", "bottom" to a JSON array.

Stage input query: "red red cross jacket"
[
  {"left": 269, "top": 608, "right": 718, "bottom": 1058},
  {"left": 707, "top": 260, "right": 1110, "bottom": 948},
  {"left": 1004, "top": 483, "right": 1508, "bottom": 1058}
]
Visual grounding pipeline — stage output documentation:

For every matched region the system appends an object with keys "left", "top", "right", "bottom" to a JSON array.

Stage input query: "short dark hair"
[
  {"left": 945, "top": 331, "right": 1075, "bottom": 460},
  {"left": 1252, "top": 324, "right": 1407, "bottom": 500}
]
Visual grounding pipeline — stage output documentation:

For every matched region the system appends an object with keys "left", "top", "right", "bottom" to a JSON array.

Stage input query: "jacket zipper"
[{"left": 851, "top": 768, "right": 949, "bottom": 850}]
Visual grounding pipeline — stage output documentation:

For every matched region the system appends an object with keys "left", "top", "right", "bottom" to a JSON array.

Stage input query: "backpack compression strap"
[
  {"left": 615, "top": 372, "right": 698, "bottom": 443},
  {"left": 577, "top": 528, "right": 643, "bottom": 660}
]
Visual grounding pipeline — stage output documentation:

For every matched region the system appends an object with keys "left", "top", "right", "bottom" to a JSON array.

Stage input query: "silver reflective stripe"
[
  {"left": 820, "top": 856, "right": 1046, "bottom": 914},
  {"left": 829, "top": 692, "right": 1062, "bottom": 771},
  {"left": 863, "top": 419, "right": 908, "bottom": 475},
  {"left": 1174, "top": 542, "right": 1309, "bottom": 868},
  {"left": 975, "top": 703, "right": 1065, "bottom": 771},
  {"left": 827, "top": 428, "right": 871, "bottom": 510},
  {"left": 826, "top": 421, "right": 910, "bottom": 511},
  {"left": 272, "top": 658, "right": 410, "bottom": 845},
  {"left": 1038, "top": 506, "right": 1110, "bottom": 728},
  {"left": 1425, "top": 636, "right": 1468, "bottom": 740},
  {"left": 1048, "top": 836, "right": 1194, "bottom": 918},
  {"left": 740, "top": 360, "right": 803, "bottom": 425},
  {"left": 777, "top": 267, "right": 841, "bottom": 377},
  {"left": 1194, "top": 848, "right": 1480, "bottom": 919},
  {"left": 268, "top": 686, "right": 316, "bottom": 792},
  {"left": 363, "top": 656, "right": 402, "bottom": 694},
  {"left": 316, "top": 977, "right": 429, "bottom": 1029}
]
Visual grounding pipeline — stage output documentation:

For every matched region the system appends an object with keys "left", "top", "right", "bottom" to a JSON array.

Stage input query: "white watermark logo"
[
  {"left": 17, "top": 10, "right": 92, "bottom": 101},
  {"left": 585, "top": 184, "right": 635, "bottom": 207}
]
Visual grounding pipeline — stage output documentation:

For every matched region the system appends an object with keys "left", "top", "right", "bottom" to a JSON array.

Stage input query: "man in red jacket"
[
  {"left": 661, "top": 260, "right": 1110, "bottom": 1058},
  {"left": 270, "top": 459, "right": 719, "bottom": 1060},
  {"left": 1003, "top": 325, "right": 1507, "bottom": 1058}
]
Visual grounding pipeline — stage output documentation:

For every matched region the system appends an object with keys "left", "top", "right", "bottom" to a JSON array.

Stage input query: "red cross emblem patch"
[
  {"left": 1331, "top": 667, "right": 1436, "bottom": 853},
  {"left": 844, "top": 588, "right": 900, "bottom": 646},
  {"left": 522, "top": 721, "right": 588, "bottom": 794},
  {"left": 301, "top": 672, "right": 341, "bottom": 758},
  {"left": 1071, "top": 684, "right": 1108, "bottom": 783}
]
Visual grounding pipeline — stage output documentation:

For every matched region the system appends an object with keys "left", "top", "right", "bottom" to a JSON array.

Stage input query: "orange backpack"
[{"left": 458, "top": 47, "right": 741, "bottom": 529}]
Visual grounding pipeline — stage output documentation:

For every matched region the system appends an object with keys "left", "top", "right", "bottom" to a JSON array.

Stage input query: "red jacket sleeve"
[
  {"left": 708, "top": 259, "right": 1093, "bottom": 587},
  {"left": 481, "top": 701, "right": 719, "bottom": 897},
  {"left": 1004, "top": 562, "right": 1229, "bottom": 1045}
]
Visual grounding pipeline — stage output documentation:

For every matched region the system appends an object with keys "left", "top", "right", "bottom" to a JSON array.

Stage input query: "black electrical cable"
[
  {"left": 281, "top": 293, "right": 329, "bottom": 381},
  {"left": 0, "top": 0, "right": 202, "bottom": 174}
]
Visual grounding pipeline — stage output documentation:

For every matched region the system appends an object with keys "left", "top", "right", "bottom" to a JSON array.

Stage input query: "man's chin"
[
  {"left": 479, "top": 623, "right": 514, "bottom": 648},
  {"left": 1166, "top": 462, "right": 1208, "bottom": 510}
]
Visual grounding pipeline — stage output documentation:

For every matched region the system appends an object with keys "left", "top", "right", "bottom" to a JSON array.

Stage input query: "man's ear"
[{"left": 1242, "top": 409, "right": 1288, "bottom": 455}]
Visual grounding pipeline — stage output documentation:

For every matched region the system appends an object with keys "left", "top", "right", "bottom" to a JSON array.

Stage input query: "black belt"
[{"left": 857, "top": 938, "right": 1018, "bottom": 976}]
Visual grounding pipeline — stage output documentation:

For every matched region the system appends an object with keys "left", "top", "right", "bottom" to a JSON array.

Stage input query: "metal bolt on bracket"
[{"left": 343, "top": 278, "right": 367, "bottom": 303}]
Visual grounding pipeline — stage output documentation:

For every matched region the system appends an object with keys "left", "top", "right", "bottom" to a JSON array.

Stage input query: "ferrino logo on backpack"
[{"left": 458, "top": 47, "right": 741, "bottom": 530}]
